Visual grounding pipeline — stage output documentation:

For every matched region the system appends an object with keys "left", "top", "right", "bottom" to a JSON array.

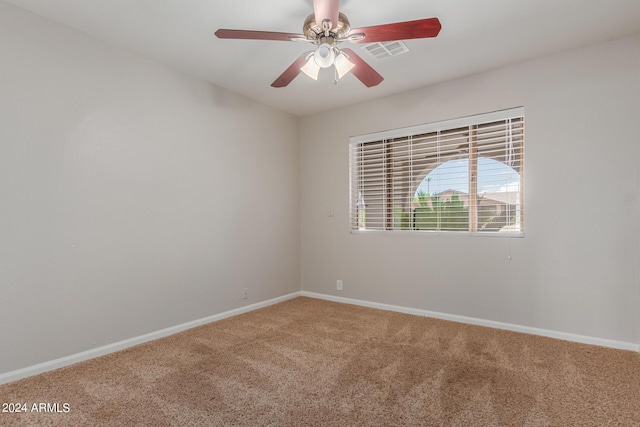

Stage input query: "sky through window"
[{"left": 415, "top": 158, "right": 519, "bottom": 196}]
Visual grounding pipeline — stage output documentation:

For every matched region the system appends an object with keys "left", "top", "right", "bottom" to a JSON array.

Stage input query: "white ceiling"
[{"left": 6, "top": 0, "right": 640, "bottom": 117}]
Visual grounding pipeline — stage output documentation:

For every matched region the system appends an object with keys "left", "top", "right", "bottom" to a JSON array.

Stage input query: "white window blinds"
[{"left": 349, "top": 108, "right": 524, "bottom": 235}]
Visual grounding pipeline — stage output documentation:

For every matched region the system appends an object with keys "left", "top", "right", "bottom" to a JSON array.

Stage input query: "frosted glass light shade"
[
  {"left": 334, "top": 52, "right": 355, "bottom": 79},
  {"left": 301, "top": 56, "right": 320, "bottom": 80},
  {"left": 314, "top": 43, "right": 335, "bottom": 68}
]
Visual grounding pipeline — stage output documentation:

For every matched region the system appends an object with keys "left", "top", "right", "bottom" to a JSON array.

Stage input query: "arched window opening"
[{"left": 411, "top": 158, "right": 521, "bottom": 232}]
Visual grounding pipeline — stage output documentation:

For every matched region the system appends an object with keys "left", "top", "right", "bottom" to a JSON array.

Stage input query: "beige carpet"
[{"left": 1, "top": 297, "right": 639, "bottom": 426}]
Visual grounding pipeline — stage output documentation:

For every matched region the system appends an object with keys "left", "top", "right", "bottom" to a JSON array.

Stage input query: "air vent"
[{"left": 361, "top": 40, "right": 409, "bottom": 60}]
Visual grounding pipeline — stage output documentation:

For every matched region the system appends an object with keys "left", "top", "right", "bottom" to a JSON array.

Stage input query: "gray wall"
[
  {"left": 0, "top": 3, "right": 300, "bottom": 374},
  {"left": 300, "top": 35, "right": 640, "bottom": 346}
]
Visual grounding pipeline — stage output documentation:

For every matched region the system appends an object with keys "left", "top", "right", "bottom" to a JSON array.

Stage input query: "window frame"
[{"left": 349, "top": 107, "right": 525, "bottom": 237}]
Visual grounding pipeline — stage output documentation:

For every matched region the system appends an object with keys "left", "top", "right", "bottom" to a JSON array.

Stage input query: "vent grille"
[{"left": 361, "top": 40, "right": 409, "bottom": 60}]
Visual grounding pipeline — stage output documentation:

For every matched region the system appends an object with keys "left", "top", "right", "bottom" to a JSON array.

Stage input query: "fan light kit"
[
  {"left": 215, "top": 0, "right": 441, "bottom": 88},
  {"left": 301, "top": 43, "right": 355, "bottom": 81}
]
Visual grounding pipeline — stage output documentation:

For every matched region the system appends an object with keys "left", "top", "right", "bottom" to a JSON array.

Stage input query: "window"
[{"left": 349, "top": 108, "right": 524, "bottom": 235}]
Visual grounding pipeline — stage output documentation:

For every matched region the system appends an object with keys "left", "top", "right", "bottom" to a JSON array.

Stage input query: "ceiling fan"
[{"left": 215, "top": 0, "right": 441, "bottom": 88}]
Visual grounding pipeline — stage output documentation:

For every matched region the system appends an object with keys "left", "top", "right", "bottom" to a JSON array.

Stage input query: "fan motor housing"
[{"left": 303, "top": 12, "right": 351, "bottom": 40}]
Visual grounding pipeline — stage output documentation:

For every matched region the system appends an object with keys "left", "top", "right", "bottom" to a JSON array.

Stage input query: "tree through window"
[{"left": 350, "top": 108, "right": 524, "bottom": 234}]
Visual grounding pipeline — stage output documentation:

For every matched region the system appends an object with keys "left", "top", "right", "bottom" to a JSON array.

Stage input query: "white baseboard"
[
  {"left": 3, "top": 290, "right": 636, "bottom": 385},
  {"left": 0, "top": 291, "right": 302, "bottom": 385},
  {"left": 301, "top": 291, "right": 640, "bottom": 352}
]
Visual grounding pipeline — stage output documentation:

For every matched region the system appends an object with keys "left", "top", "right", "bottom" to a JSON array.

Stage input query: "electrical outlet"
[
  {"left": 336, "top": 280, "right": 343, "bottom": 291},
  {"left": 243, "top": 288, "right": 249, "bottom": 299}
]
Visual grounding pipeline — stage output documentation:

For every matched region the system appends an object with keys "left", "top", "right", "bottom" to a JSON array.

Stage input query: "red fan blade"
[
  {"left": 341, "top": 48, "right": 383, "bottom": 87},
  {"left": 271, "top": 54, "right": 310, "bottom": 88},
  {"left": 215, "top": 29, "right": 306, "bottom": 42},
  {"left": 349, "top": 17, "right": 441, "bottom": 44},
  {"left": 313, "top": 0, "right": 340, "bottom": 30}
]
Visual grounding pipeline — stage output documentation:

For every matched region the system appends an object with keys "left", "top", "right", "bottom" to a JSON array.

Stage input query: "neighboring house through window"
[{"left": 349, "top": 107, "right": 524, "bottom": 235}]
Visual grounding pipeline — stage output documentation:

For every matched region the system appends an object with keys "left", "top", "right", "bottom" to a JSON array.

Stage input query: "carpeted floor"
[{"left": 1, "top": 297, "right": 639, "bottom": 426}]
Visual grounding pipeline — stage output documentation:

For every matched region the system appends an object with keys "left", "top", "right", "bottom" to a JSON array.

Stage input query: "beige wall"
[
  {"left": 300, "top": 35, "right": 640, "bottom": 346},
  {"left": 0, "top": 2, "right": 300, "bottom": 374}
]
